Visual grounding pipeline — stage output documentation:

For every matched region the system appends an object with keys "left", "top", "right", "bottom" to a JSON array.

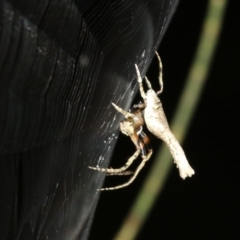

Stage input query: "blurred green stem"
[{"left": 114, "top": 0, "right": 227, "bottom": 239}]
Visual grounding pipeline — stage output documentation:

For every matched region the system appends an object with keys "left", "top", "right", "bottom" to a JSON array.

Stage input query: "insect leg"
[
  {"left": 144, "top": 76, "right": 152, "bottom": 89},
  {"left": 89, "top": 149, "right": 140, "bottom": 174},
  {"left": 99, "top": 150, "right": 153, "bottom": 191},
  {"left": 135, "top": 64, "right": 147, "bottom": 101},
  {"left": 112, "top": 103, "right": 134, "bottom": 118},
  {"left": 155, "top": 51, "right": 164, "bottom": 94}
]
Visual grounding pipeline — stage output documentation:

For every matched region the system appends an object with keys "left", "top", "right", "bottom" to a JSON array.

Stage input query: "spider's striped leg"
[
  {"left": 106, "top": 170, "right": 133, "bottom": 176},
  {"left": 99, "top": 150, "right": 153, "bottom": 191},
  {"left": 99, "top": 128, "right": 152, "bottom": 190},
  {"left": 89, "top": 149, "right": 140, "bottom": 174},
  {"left": 89, "top": 130, "right": 149, "bottom": 176},
  {"left": 138, "top": 129, "right": 152, "bottom": 155}
]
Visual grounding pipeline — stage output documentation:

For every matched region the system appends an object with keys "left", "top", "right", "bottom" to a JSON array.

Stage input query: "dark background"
[{"left": 90, "top": 1, "right": 240, "bottom": 239}]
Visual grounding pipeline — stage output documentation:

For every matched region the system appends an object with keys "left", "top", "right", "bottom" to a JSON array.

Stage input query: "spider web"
[{"left": 0, "top": 0, "right": 178, "bottom": 239}]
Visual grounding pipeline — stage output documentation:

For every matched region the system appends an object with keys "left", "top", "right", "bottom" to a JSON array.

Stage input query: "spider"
[
  {"left": 90, "top": 52, "right": 194, "bottom": 191},
  {"left": 89, "top": 102, "right": 153, "bottom": 191}
]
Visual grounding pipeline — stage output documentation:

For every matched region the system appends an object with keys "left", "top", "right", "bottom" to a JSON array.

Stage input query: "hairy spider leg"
[
  {"left": 89, "top": 101, "right": 147, "bottom": 175},
  {"left": 97, "top": 129, "right": 152, "bottom": 190},
  {"left": 89, "top": 149, "right": 140, "bottom": 174},
  {"left": 112, "top": 103, "right": 134, "bottom": 118},
  {"left": 155, "top": 51, "right": 163, "bottom": 95},
  {"left": 107, "top": 170, "right": 133, "bottom": 176},
  {"left": 89, "top": 129, "right": 150, "bottom": 176},
  {"left": 99, "top": 150, "right": 153, "bottom": 191}
]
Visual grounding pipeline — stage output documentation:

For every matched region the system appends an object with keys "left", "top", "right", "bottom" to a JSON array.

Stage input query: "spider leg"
[
  {"left": 89, "top": 129, "right": 149, "bottom": 176},
  {"left": 112, "top": 103, "right": 134, "bottom": 118},
  {"left": 155, "top": 51, "right": 164, "bottom": 95},
  {"left": 99, "top": 150, "right": 153, "bottom": 191},
  {"left": 88, "top": 149, "right": 140, "bottom": 174},
  {"left": 107, "top": 170, "right": 133, "bottom": 176},
  {"left": 135, "top": 64, "right": 147, "bottom": 101}
]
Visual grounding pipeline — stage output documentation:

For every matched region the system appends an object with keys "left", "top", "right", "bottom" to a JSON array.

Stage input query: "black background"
[{"left": 90, "top": 1, "right": 240, "bottom": 239}]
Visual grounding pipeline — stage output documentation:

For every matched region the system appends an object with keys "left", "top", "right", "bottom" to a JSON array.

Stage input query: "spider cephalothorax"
[{"left": 90, "top": 52, "right": 194, "bottom": 191}]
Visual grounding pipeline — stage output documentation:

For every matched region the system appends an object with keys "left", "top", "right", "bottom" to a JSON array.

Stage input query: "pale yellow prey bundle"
[
  {"left": 90, "top": 52, "right": 194, "bottom": 190},
  {"left": 135, "top": 52, "right": 195, "bottom": 179}
]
